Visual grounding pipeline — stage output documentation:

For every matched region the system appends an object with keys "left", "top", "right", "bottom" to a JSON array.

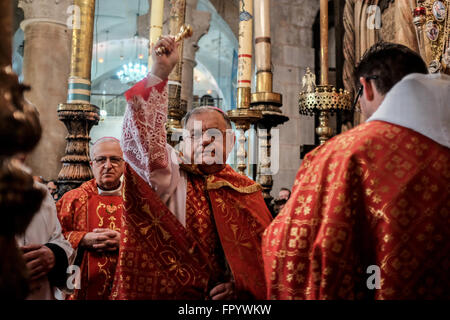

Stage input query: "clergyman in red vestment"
[
  {"left": 262, "top": 42, "right": 450, "bottom": 299},
  {"left": 110, "top": 36, "right": 272, "bottom": 300},
  {"left": 57, "top": 137, "right": 124, "bottom": 299}
]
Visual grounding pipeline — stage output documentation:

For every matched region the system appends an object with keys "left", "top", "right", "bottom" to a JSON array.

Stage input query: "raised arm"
[{"left": 121, "top": 36, "right": 181, "bottom": 200}]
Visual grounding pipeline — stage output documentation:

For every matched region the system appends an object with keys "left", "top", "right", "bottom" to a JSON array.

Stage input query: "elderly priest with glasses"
[{"left": 56, "top": 137, "right": 124, "bottom": 300}]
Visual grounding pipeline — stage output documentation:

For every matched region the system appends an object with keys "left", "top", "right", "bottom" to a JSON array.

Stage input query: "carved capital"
[{"left": 19, "top": 0, "right": 73, "bottom": 29}]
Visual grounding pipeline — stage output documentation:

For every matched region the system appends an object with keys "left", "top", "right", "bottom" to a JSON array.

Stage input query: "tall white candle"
[
  {"left": 254, "top": 0, "right": 271, "bottom": 74},
  {"left": 254, "top": 0, "right": 270, "bottom": 39},
  {"left": 237, "top": 0, "right": 253, "bottom": 89}
]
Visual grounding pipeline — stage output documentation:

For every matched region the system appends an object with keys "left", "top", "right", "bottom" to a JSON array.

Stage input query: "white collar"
[
  {"left": 97, "top": 180, "right": 122, "bottom": 196},
  {"left": 367, "top": 73, "right": 450, "bottom": 148}
]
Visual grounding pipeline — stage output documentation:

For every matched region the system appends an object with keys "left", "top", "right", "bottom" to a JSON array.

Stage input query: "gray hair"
[
  {"left": 89, "top": 137, "right": 121, "bottom": 160},
  {"left": 181, "top": 106, "right": 232, "bottom": 129}
]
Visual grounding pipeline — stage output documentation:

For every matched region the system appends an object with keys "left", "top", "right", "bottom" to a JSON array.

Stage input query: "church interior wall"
[{"left": 11, "top": 0, "right": 323, "bottom": 197}]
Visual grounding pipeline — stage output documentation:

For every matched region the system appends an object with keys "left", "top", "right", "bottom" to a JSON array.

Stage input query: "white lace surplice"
[{"left": 121, "top": 74, "right": 187, "bottom": 226}]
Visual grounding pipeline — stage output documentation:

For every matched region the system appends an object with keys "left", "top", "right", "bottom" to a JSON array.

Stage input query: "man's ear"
[{"left": 360, "top": 77, "right": 375, "bottom": 102}]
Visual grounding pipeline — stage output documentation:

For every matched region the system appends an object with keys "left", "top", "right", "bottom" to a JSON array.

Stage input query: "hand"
[
  {"left": 80, "top": 229, "right": 120, "bottom": 253},
  {"left": 150, "top": 35, "right": 180, "bottom": 80},
  {"left": 209, "top": 281, "right": 235, "bottom": 300},
  {"left": 20, "top": 244, "right": 55, "bottom": 281}
]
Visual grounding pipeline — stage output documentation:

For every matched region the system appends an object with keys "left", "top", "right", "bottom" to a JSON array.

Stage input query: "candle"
[
  {"left": 238, "top": 0, "right": 253, "bottom": 89},
  {"left": 254, "top": 0, "right": 272, "bottom": 91},
  {"left": 149, "top": 0, "right": 164, "bottom": 67},
  {"left": 320, "top": 0, "right": 328, "bottom": 85},
  {"left": 254, "top": 0, "right": 270, "bottom": 39}
]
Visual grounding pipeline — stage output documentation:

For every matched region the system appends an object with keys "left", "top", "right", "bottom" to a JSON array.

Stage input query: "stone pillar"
[
  {"left": 270, "top": 0, "right": 319, "bottom": 196},
  {"left": 181, "top": 0, "right": 211, "bottom": 112},
  {"left": 19, "top": 0, "right": 72, "bottom": 180}
]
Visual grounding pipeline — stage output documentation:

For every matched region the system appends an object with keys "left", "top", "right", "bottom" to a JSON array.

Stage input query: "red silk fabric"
[{"left": 263, "top": 121, "right": 450, "bottom": 299}]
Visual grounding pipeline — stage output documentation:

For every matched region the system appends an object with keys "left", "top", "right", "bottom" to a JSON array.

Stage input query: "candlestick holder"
[
  {"left": 251, "top": 71, "right": 288, "bottom": 205},
  {"left": 57, "top": 103, "right": 99, "bottom": 197},
  {"left": 227, "top": 106, "right": 262, "bottom": 176},
  {"left": 298, "top": 69, "right": 352, "bottom": 145}
]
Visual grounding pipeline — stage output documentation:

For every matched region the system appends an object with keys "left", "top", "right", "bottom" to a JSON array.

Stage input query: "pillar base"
[{"left": 57, "top": 103, "right": 99, "bottom": 194}]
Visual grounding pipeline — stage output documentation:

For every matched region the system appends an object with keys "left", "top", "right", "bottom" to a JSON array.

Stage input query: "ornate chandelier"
[{"left": 116, "top": 62, "right": 147, "bottom": 86}]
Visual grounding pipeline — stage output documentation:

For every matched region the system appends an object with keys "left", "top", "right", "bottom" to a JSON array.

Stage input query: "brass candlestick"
[
  {"left": 162, "top": 24, "right": 193, "bottom": 146},
  {"left": 250, "top": 0, "right": 289, "bottom": 203},
  {"left": 156, "top": 25, "right": 193, "bottom": 56},
  {"left": 298, "top": 0, "right": 351, "bottom": 145},
  {"left": 227, "top": 108, "right": 262, "bottom": 175}
]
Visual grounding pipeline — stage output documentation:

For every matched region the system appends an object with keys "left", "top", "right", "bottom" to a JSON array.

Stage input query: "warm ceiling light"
[{"left": 98, "top": 57, "right": 104, "bottom": 63}]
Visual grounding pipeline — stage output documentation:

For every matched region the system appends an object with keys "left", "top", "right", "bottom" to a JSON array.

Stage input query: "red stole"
[
  {"left": 111, "top": 164, "right": 272, "bottom": 299},
  {"left": 205, "top": 168, "right": 273, "bottom": 299},
  {"left": 85, "top": 193, "right": 122, "bottom": 300}
]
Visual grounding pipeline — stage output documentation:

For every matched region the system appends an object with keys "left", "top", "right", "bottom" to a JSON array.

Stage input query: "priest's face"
[
  {"left": 90, "top": 141, "right": 124, "bottom": 190},
  {"left": 184, "top": 110, "right": 235, "bottom": 173}
]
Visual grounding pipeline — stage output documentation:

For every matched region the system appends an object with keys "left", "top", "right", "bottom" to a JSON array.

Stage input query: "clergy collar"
[
  {"left": 367, "top": 73, "right": 450, "bottom": 149},
  {"left": 97, "top": 180, "right": 122, "bottom": 196}
]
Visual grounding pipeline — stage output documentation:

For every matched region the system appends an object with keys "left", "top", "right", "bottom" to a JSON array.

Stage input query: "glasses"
[
  {"left": 352, "top": 75, "right": 379, "bottom": 111},
  {"left": 93, "top": 156, "right": 123, "bottom": 166},
  {"left": 184, "top": 129, "right": 230, "bottom": 141}
]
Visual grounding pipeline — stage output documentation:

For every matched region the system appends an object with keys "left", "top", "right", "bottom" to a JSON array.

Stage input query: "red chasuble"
[
  {"left": 263, "top": 121, "right": 450, "bottom": 299},
  {"left": 110, "top": 164, "right": 272, "bottom": 300},
  {"left": 56, "top": 179, "right": 123, "bottom": 300}
]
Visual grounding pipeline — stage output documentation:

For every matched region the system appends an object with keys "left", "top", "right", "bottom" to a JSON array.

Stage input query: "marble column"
[
  {"left": 181, "top": 0, "right": 211, "bottom": 112},
  {"left": 19, "top": 0, "right": 72, "bottom": 180}
]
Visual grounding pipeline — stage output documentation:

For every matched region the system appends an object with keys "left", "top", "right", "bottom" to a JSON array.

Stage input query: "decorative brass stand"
[
  {"left": 57, "top": 104, "right": 99, "bottom": 196},
  {"left": 251, "top": 0, "right": 288, "bottom": 203},
  {"left": 57, "top": 0, "right": 99, "bottom": 197},
  {"left": 299, "top": 0, "right": 351, "bottom": 145},
  {"left": 163, "top": 24, "right": 193, "bottom": 146},
  {"left": 167, "top": 0, "right": 187, "bottom": 145},
  {"left": 227, "top": 94, "right": 262, "bottom": 175},
  {"left": 228, "top": 0, "right": 261, "bottom": 176},
  {"left": 251, "top": 82, "right": 288, "bottom": 203}
]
